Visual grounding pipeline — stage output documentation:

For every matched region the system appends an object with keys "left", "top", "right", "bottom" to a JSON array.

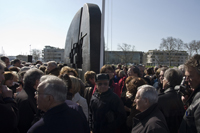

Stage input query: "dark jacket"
[
  {"left": 48, "top": 67, "right": 60, "bottom": 76},
  {"left": 157, "top": 87, "right": 185, "bottom": 133},
  {"left": 92, "top": 80, "right": 121, "bottom": 97},
  {"left": 28, "top": 103, "right": 90, "bottom": 133},
  {"left": 179, "top": 85, "right": 200, "bottom": 133},
  {"left": 126, "top": 104, "right": 140, "bottom": 128},
  {"left": 65, "top": 100, "right": 88, "bottom": 122},
  {"left": 0, "top": 95, "right": 19, "bottom": 133},
  {"left": 16, "top": 84, "right": 38, "bottom": 133},
  {"left": 89, "top": 88, "right": 126, "bottom": 133},
  {"left": 132, "top": 103, "right": 169, "bottom": 133}
]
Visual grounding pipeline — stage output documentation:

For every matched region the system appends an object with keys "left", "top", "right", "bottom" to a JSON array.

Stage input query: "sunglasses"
[{"left": 97, "top": 82, "right": 108, "bottom": 86}]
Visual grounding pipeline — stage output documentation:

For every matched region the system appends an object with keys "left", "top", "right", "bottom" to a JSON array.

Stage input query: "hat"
[{"left": 95, "top": 74, "right": 109, "bottom": 82}]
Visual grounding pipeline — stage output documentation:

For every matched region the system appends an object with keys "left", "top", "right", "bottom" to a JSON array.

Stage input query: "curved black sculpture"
[{"left": 64, "top": 3, "right": 101, "bottom": 80}]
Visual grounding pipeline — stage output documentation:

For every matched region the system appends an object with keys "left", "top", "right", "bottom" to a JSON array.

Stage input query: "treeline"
[{"left": 160, "top": 36, "right": 200, "bottom": 58}]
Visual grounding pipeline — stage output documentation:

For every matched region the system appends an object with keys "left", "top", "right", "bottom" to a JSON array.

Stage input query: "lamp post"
[{"left": 100, "top": 0, "right": 105, "bottom": 69}]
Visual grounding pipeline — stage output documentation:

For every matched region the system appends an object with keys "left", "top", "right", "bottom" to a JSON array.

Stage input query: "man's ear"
[
  {"left": 33, "top": 79, "right": 40, "bottom": 90},
  {"left": 48, "top": 95, "right": 54, "bottom": 102},
  {"left": 144, "top": 98, "right": 149, "bottom": 105}
]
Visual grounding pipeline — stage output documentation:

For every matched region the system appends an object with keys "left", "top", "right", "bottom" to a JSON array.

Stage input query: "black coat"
[
  {"left": 84, "top": 83, "right": 94, "bottom": 106},
  {"left": 179, "top": 85, "right": 200, "bottom": 133},
  {"left": 0, "top": 95, "right": 19, "bottom": 133},
  {"left": 28, "top": 103, "right": 90, "bottom": 133},
  {"left": 16, "top": 85, "right": 38, "bottom": 133},
  {"left": 65, "top": 100, "right": 88, "bottom": 123},
  {"left": 157, "top": 87, "right": 185, "bottom": 133},
  {"left": 132, "top": 103, "right": 169, "bottom": 133},
  {"left": 89, "top": 88, "right": 126, "bottom": 133}
]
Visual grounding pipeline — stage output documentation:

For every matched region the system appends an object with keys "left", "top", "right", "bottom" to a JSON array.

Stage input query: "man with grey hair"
[
  {"left": 0, "top": 60, "right": 19, "bottom": 132},
  {"left": 132, "top": 85, "right": 169, "bottom": 133},
  {"left": 158, "top": 68, "right": 185, "bottom": 133},
  {"left": 16, "top": 68, "right": 44, "bottom": 133},
  {"left": 46, "top": 61, "right": 60, "bottom": 76},
  {"left": 28, "top": 75, "right": 89, "bottom": 133}
]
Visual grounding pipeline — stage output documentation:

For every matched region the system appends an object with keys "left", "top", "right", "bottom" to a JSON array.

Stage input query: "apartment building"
[
  {"left": 105, "top": 51, "right": 143, "bottom": 65},
  {"left": 42, "top": 46, "right": 64, "bottom": 63},
  {"left": 145, "top": 50, "right": 188, "bottom": 66}
]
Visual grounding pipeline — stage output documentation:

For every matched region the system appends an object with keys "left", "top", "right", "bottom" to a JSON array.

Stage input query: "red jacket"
[{"left": 118, "top": 76, "right": 127, "bottom": 94}]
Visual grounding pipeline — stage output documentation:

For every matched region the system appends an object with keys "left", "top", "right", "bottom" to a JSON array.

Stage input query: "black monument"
[{"left": 64, "top": 3, "right": 101, "bottom": 81}]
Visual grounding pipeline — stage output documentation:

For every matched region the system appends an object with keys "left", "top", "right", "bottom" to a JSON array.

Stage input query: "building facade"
[
  {"left": 105, "top": 51, "right": 143, "bottom": 65},
  {"left": 145, "top": 50, "right": 188, "bottom": 66},
  {"left": 16, "top": 55, "right": 28, "bottom": 62},
  {"left": 42, "top": 46, "right": 64, "bottom": 63}
]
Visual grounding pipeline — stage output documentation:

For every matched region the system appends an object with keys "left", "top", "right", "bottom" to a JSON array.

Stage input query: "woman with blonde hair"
[
  {"left": 4, "top": 71, "right": 22, "bottom": 96},
  {"left": 69, "top": 75, "right": 88, "bottom": 120},
  {"left": 60, "top": 66, "right": 78, "bottom": 77},
  {"left": 125, "top": 77, "right": 147, "bottom": 131}
]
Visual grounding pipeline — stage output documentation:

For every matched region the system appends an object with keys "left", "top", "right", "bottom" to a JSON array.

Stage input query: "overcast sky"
[{"left": 0, "top": 0, "right": 200, "bottom": 56}]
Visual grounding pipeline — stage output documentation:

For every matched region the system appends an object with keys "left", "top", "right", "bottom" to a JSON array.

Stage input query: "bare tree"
[
  {"left": 191, "top": 40, "right": 200, "bottom": 54},
  {"left": 159, "top": 37, "right": 184, "bottom": 66},
  {"left": 176, "top": 39, "right": 184, "bottom": 51},
  {"left": 31, "top": 49, "right": 41, "bottom": 61},
  {"left": 115, "top": 43, "right": 135, "bottom": 65},
  {"left": 117, "top": 43, "right": 135, "bottom": 51},
  {"left": 184, "top": 42, "right": 194, "bottom": 58}
]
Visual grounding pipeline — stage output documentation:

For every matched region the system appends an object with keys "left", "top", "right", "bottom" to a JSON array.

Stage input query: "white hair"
[
  {"left": 40, "top": 75, "right": 67, "bottom": 102},
  {"left": 138, "top": 85, "right": 158, "bottom": 105}
]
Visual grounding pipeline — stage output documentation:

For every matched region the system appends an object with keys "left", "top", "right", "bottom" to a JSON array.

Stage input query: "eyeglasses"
[
  {"left": 35, "top": 91, "right": 47, "bottom": 96},
  {"left": 97, "top": 82, "right": 108, "bottom": 86}
]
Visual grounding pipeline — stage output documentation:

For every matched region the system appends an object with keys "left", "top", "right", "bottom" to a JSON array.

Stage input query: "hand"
[
  {"left": 181, "top": 95, "right": 189, "bottom": 104},
  {"left": 16, "top": 85, "right": 23, "bottom": 92},
  {"left": 124, "top": 106, "right": 131, "bottom": 112},
  {"left": 0, "top": 85, "right": 13, "bottom": 98}
]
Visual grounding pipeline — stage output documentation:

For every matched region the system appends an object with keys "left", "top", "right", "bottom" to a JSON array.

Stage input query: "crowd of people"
[{"left": 0, "top": 54, "right": 200, "bottom": 133}]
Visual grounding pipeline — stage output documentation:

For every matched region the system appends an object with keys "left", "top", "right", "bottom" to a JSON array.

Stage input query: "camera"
[{"left": 174, "top": 76, "right": 192, "bottom": 96}]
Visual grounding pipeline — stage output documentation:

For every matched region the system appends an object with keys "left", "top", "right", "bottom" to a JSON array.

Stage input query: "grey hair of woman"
[
  {"left": 23, "top": 68, "right": 44, "bottom": 87},
  {"left": 40, "top": 75, "right": 67, "bottom": 102},
  {"left": 164, "top": 68, "right": 183, "bottom": 88},
  {"left": 0, "top": 60, "right": 5, "bottom": 70},
  {"left": 137, "top": 85, "right": 158, "bottom": 105}
]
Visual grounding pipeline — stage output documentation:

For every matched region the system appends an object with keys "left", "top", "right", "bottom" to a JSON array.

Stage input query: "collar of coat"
[
  {"left": 93, "top": 88, "right": 112, "bottom": 98},
  {"left": 43, "top": 102, "right": 67, "bottom": 118},
  {"left": 164, "top": 87, "right": 176, "bottom": 93},
  {"left": 72, "top": 92, "right": 81, "bottom": 103},
  {"left": 133, "top": 103, "right": 158, "bottom": 121},
  {"left": 186, "top": 84, "right": 200, "bottom": 105}
]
